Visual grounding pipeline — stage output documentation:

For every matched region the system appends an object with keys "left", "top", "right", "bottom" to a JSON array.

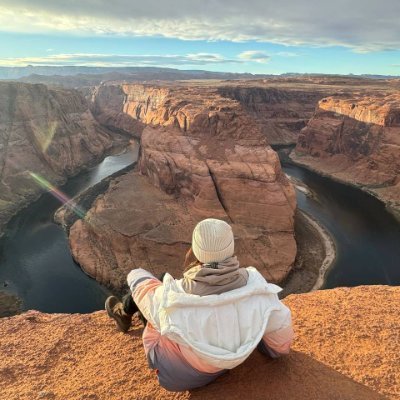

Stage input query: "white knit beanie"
[{"left": 192, "top": 218, "right": 234, "bottom": 264}]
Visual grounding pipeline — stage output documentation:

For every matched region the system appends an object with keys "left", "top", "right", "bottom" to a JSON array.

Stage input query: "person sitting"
[{"left": 105, "top": 218, "right": 294, "bottom": 392}]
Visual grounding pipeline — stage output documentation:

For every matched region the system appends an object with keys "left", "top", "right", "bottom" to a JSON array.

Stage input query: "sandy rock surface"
[{"left": 0, "top": 285, "right": 398, "bottom": 400}]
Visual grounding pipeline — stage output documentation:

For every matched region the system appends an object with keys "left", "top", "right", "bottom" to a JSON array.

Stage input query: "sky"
[{"left": 0, "top": 0, "right": 399, "bottom": 75}]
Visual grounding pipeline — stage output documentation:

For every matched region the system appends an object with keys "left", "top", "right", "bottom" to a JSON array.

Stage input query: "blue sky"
[{"left": 0, "top": 0, "right": 399, "bottom": 75}]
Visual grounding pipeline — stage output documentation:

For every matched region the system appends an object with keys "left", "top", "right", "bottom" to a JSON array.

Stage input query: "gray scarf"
[{"left": 181, "top": 256, "right": 248, "bottom": 296}]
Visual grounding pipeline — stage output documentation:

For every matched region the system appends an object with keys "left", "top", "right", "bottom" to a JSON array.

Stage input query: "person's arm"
[
  {"left": 127, "top": 268, "right": 163, "bottom": 327},
  {"left": 258, "top": 302, "right": 294, "bottom": 358},
  {"left": 127, "top": 268, "right": 157, "bottom": 291}
]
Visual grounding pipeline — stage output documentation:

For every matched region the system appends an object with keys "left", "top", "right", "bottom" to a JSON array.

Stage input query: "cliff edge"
[
  {"left": 292, "top": 94, "right": 400, "bottom": 218},
  {"left": 0, "top": 286, "right": 398, "bottom": 400}
]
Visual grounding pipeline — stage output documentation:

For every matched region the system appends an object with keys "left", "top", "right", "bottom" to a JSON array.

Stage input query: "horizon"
[
  {"left": 0, "top": 64, "right": 398, "bottom": 78},
  {"left": 0, "top": 1, "right": 399, "bottom": 76}
]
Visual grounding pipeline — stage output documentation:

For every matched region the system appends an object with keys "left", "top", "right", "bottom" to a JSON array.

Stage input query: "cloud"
[
  {"left": 239, "top": 51, "right": 270, "bottom": 63},
  {"left": 0, "top": 53, "right": 242, "bottom": 67},
  {"left": 0, "top": 1, "right": 399, "bottom": 52},
  {"left": 275, "top": 52, "right": 299, "bottom": 57},
  {"left": 185, "top": 53, "right": 228, "bottom": 63}
]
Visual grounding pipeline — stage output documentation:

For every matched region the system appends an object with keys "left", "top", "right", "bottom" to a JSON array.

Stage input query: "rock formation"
[
  {"left": 292, "top": 94, "right": 400, "bottom": 218},
  {"left": 92, "top": 82, "right": 330, "bottom": 145},
  {"left": 217, "top": 86, "right": 327, "bottom": 145},
  {"left": 67, "top": 83, "right": 297, "bottom": 289},
  {"left": 0, "top": 286, "right": 398, "bottom": 399},
  {"left": 0, "top": 82, "right": 129, "bottom": 234}
]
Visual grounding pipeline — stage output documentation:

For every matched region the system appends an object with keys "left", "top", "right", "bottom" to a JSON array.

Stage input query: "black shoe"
[
  {"left": 105, "top": 296, "right": 132, "bottom": 333},
  {"left": 121, "top": 293, "right": 147, "bottom": 327}
]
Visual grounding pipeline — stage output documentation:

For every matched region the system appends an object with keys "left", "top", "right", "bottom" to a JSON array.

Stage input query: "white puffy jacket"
[{"left": 130, "top": 267, "right": 293, "bottom": 370}]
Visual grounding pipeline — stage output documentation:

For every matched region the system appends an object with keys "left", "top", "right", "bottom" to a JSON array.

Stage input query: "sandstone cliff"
[
  {"left": 92, "top": 82, "right": 329, "bottom": 145},
  {"left": 0, "top": 82, "right": 129, "bottom": 234},
  {"left": 68, "top": 83, "right": 297, "bottom": 289},
  {"left": 0, "top": 286, "right": 398, "bottom": 399},
  {"left": 217, "top": 86, "right": 327, "bottom": 145},
  {"left": 293, "top": 94, "right": 400, "bottom": 218}
]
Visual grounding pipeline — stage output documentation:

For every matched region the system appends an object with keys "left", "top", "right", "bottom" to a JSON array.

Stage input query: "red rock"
[
  {"left": 0, "top": 286, "right": 397, "bottom": 399},
  {"left": 69, "top": 83, "right": 297, "bottom": 288},
  {"left": 0, "top": 82, "right": 128, "bottom": 233},
  {"left": 93, "top": 82, "right": 330, "bottom": 145},
  {"left": 218, "top": 86, "right": 327, "bottom": 145},
  {"left": 293, "top": 94, "right": 400, "bottom": 218}
]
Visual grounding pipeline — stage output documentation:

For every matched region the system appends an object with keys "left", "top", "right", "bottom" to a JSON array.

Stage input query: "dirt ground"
[{"left": 0, "top": 285, "right": 398, "bottom": 400}]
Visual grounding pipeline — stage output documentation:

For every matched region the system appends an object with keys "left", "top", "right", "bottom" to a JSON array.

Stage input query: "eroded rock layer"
[
  {"left": 68, "top": 83, "right": 297, "bottom": 288},
  {"left": 92, "top": 82, "right": 329, "bottom": 145},
  {"left": 293, "top": 94, "right": 400, "bottom": 217},
  {"left": 0, "top": 82, "right": 127, "bottom": 233},
  {"left": 218, "top": 86, "right": 327, "bottom": 145},
  {"left": 0, "top": 286, "right": 397, "bottom": 399}
]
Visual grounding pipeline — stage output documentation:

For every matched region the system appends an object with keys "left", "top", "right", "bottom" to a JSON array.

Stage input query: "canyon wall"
[
  {"left": 0, "top": 82, "right": 128, "bottom": 233},
  {"left": 68, "top": 83, "right": 297, "bottom": 289},
  {"left": 1, "top": 285, "right": 398, "bottom": 399},
  {"left": 92, "top": 82, "right": 329, "bottom": 145},
  {"left": 292, "top": 94, "right": 400, "bottom": 218},
  {"left": 218, "top": 86, "right": 327, "bottom": 145}
]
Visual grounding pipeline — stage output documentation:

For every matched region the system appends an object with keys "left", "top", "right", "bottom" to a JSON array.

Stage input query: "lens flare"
[
  {"left": 29, "top": 172, "right": 86, "bottom": 219},
  {"left": 35, "top": 121, "right": 58, "bottom": 153}
]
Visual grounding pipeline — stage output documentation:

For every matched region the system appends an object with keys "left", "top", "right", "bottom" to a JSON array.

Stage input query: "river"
[
  {"left": 281, "top": 160, "right": 400, "bottom": 288},
  {"left": 0, "top": 144, "right": 138, "bottom": 314},
  {"left": 0, "top": 143, "right": 399, "bottom": 315}
]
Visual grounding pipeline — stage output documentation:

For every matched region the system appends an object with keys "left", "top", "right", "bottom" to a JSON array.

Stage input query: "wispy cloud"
[
  {"left": 275, "top": 52, "right": 299, "bottom": 57},
  {"left": 0, "top": 53, "right": 242, "bottom": 67},
  {"left": 238, "top": 51, "right": 270, "bottom": 63},
  {"left": 0, "top": 1, "right": 399, "bottom": 52}
]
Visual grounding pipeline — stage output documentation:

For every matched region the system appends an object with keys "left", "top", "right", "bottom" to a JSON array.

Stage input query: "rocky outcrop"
[
  {"left": 293, "top": 94, "right": 400, "bottom": 218},
  {"left": 90, "top": 84, "right": 145, "bottom": 137},
  {"left": 92, "top": 82, "right": 329, "bottom": 145},
  {"left": 218, "top": 86, "right": 327, "bottom": 145},
  {"left": 67, "top": 83, "right": 297, "bottom": 289},
  {"left": 0, "top": 286, "right": 398, "bottom": 399},
  {"left": 0, "top": 82, "right": 129, "bottom": 234}
]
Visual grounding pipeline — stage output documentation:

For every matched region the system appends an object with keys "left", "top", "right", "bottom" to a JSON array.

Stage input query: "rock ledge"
[{"left": 0, "top": 286, "right": 398, "bottom": 400}]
